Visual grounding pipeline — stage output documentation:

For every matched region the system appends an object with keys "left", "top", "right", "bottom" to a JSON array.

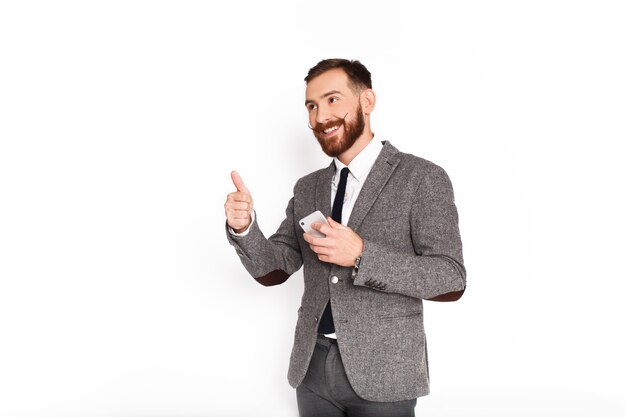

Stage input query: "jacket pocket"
[{"left": 365, "top": 212, "right": 404, "bottom": 224}]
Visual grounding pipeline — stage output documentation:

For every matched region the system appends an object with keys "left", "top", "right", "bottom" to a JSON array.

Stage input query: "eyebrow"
[{"left": 305, "top": 90, "right": 344, "bottom": 106}]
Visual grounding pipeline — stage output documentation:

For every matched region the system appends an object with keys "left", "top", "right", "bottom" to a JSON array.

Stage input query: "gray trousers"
[{"left": 296, "top": 336, "right": 417, "bottom": 417}]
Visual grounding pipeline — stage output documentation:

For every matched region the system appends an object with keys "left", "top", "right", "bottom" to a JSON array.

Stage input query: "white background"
[{"left": 1, "top": 1, "right": 625, "bottom": 416}]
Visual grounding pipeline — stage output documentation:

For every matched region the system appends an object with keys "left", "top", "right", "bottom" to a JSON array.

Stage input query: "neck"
[{"left": 337, "top": 128, "right": 374, "bottom": 165}]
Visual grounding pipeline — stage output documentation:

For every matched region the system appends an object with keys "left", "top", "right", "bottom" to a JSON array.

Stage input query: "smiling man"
[{"left": 225, "top": 59, "right": 466, "bottom": 417}]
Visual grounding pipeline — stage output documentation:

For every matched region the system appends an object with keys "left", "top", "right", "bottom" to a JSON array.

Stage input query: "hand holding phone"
[{"left": 299, "top": 210, "right": 329, "bottom": 238}]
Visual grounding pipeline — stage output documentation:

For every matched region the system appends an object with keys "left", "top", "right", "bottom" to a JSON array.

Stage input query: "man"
[{"left": 224, "top": 59, "right": 466, "bottom": 416}]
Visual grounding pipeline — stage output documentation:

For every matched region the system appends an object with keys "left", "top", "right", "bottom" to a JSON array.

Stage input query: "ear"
[{"left": 360, "top": 89, "right": 376, "bottom": 115}]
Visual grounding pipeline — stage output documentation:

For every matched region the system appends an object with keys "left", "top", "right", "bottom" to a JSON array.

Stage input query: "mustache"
[{"left": 308, "top": 113, "right": 349, "bottom": 132}]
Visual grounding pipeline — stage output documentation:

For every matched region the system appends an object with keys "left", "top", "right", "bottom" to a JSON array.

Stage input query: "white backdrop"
[{"left": 1, "top": 1, "right": 625, "bottom": 416}]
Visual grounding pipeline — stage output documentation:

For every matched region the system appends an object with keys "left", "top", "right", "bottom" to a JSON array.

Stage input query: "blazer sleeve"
[
  {"left": 352, "top": 164, "right": 466, "bottom": 300},
  {"left": 225, "top": 192, "right": 303, "bottom": 286}
]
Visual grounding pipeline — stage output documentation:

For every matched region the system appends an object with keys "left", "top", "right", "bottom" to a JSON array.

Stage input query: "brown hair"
[{"left": 304, "top": 58, "right": 372, "bottom": 92}]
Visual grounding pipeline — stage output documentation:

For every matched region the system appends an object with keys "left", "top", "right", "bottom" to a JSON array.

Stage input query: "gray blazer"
[{"left": 226, "top": 141, "right": 466, "bottom": 402}]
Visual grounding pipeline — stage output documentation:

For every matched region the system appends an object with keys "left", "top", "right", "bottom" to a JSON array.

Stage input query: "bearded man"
[{"left": 224, "top": 58, "right": 466, "bottom": 417}]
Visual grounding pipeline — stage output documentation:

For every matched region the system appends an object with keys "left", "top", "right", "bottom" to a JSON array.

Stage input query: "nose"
[{"left": 315, "top": 104, "right": 332, "bottom": 125}]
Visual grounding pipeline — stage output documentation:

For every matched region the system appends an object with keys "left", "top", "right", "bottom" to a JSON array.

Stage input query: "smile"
[{"left": 322, "top": 124, "right": 342, "bottom": 138}]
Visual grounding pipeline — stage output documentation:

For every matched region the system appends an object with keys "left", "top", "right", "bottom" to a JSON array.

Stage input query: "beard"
[{"left": 312, "top": 103, "right": 365, "bottom": 157}]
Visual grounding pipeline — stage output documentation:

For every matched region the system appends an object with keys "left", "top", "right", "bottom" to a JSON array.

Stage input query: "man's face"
[{"left": 305, "top": 68, "right": 365, "bottom": 157}]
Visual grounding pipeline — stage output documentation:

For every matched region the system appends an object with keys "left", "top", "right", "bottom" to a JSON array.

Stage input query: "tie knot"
[{"left": 340, "top": 167, "right": 349, "bottom": 180}]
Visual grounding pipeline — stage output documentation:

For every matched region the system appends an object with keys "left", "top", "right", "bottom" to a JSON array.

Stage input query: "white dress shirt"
[{"left": 330, "top": 139, "right": 384, "bottom": 226}]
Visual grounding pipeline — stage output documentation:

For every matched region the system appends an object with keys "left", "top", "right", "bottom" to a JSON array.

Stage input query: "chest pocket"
[{"left": 358, "top": 206, "right": 410, "bottom": 251}]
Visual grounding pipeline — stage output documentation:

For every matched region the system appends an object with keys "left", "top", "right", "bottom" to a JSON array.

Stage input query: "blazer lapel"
[
  {"left": 348, "top": 141, "right": 401, "bottom": 232},
  {"left": 313, "top": 162, "right": 335, "bottom": 276},
  {"left": 315, "top": 162, "right": 335, "bottom": 218}
]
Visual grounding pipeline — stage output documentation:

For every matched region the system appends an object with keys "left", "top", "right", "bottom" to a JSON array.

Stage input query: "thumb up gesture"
[{"left": 224, "top": 171, "right": 254, "bottom": 234}]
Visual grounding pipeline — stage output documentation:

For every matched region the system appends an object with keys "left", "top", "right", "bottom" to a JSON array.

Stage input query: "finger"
[
  {"left": 310, "top": 222, "right": 328, "bottom": 232},
  {"left": 315, "top": 223, "right": 335, "bottom": 237},
  {"left": 227, "top": 191, "right": 252, "bottom": 204},
  {"left": 305, "top": 233, "right": 333, "bottom": 248},
  {"left": 225, "top": 201, "right": 251, "bottom": 211},
  {"left": 229, "top": 210, "right": 251, "bottom": 220},
  {"left": 303, "top": 233, "right": 324, "bottom": 246},
  {"left": 309, "top": 244, "right": 331, "bottom": 255},
  {"left": 231, "top": 171, "right": 250, "bottom": 194},
  {"left": 317, "top": 254, "right": 331, "bottom": 263},
  {"left": 225, "top": 205, "right": 251, "bottom": 220},
  {"left": 326, "top": 217, "right": 346, "bottom": 229}
]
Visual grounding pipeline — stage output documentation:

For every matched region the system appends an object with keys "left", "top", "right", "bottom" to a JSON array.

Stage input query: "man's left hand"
[{"left": 303, "top": 217, "right": 363, "bottom": 267}]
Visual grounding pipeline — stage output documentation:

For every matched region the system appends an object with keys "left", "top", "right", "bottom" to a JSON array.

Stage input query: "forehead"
[{"left": 305, "top": 68, "right": 352, "bottom": 99}]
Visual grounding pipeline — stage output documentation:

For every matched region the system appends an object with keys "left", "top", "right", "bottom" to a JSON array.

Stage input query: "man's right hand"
[{"left": 224, "top": 171, "right": 254, "bottom": 234}]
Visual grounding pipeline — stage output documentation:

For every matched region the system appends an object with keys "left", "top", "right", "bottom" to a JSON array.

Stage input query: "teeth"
[{"left": 324, "top": 126, "right": 339, "bottom": 134}]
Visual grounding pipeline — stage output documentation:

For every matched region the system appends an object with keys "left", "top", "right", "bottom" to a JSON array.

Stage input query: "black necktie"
[{"left": 318, "top": 167, "right": 350, "bottom": 335}]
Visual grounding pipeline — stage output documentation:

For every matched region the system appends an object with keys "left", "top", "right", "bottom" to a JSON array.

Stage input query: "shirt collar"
[{"left": 333, "top": 138, "right": 384, "bottom": 182}]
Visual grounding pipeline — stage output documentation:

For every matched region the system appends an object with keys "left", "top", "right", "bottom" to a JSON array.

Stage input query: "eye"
[
  {"left": 329, "top": 97, "right": 339, "bottom": 104},
  {"left": 306, "top": 103, "right": 317, "bottom": 111}
]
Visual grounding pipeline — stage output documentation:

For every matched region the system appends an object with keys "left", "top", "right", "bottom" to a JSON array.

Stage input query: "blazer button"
[
  {"left": 331, "top": 276, "right": 339, "bottom": 284},
  {"left": 314, "top": 316, "right": 318, "bottom": 322}
]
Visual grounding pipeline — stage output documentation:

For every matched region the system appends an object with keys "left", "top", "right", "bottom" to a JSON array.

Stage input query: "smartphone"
[{"left": 299, "top": 210, "right": 329, "bottom": 238}]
